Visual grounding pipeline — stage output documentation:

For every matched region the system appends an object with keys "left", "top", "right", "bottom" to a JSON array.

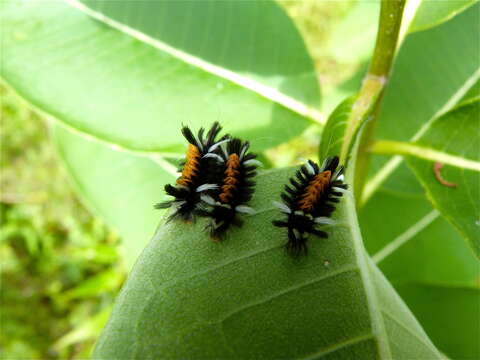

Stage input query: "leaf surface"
[
  {"left": 360, "top": 174, "right": 480, "bottom": 359},
  {"left": 404, "top": 100, "right": 480, "bottom": 256},
  {"left": 395, "top": 284, "right": 479, "bottom": 360},
  {"left": 53, "top": 125, "right": 175, "bottom": 267},
  {"left": 93, "top": 168, "right": 442, "bottom": 359},
  {"left": 328, "top": 0, "right": 379, "bottom": 63},
  {"left": 410, "top": 0, "right": 478, "bottom": 33},
  {"left": 75, "top": 0, "right": 320, "bottom": 109},
  {"left": 319, "top": 96, "right": 355, "bottom": 161},
  {"left": 0, "top": 0, "right": 318, "bottom": 153}
]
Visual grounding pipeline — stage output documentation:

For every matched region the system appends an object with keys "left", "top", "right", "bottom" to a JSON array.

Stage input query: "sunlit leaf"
[
  {"left": 328, "top": 0, "right": 379, "bottom": 63},
  {"left": 1, "top": 0, "right": 319, "bottom": 153},
  {"left": 76, "top": 0, "right": 320, "bottom": 109},
  {"left": 410, "top": 0, "right": 478, "bottom": 33}
]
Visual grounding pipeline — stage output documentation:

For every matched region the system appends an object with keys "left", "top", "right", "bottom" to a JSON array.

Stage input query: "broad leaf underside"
[{"left": 94, "top": 169, "right": 441, "bottom": 359}]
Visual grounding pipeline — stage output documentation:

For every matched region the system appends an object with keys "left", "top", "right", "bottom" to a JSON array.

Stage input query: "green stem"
[
  {"left": 341, "top": 0, "right": 406, "bottom": 201},
  {"left": 369, "top": 0, "right": 407, "bottom": 77}
]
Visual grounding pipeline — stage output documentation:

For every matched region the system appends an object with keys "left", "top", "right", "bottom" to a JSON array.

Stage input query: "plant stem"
[
  {"left": 369, "top": 0, "right": 407, "bottom": 77},
  {"left": 341, "top": 0, "right": 406, "bottom": 202}
]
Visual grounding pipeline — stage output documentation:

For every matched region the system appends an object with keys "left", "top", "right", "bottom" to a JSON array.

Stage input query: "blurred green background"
[
  {"left": 1, "top": 84, "right": 124, "bottom": 359},
  {"left": 0, "top": 2, "right": 359, "bottom": 358}
]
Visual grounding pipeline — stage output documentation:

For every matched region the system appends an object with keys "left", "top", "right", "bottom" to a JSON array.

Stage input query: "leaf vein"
[
  {"left": 300, "top": 333, "right": 375, "bottom": 360},
  {"left": 381, "top": 311, "right": 439, "bottom": 354},
  {"left": 218, "top": 266, "right": 359, "bottom": 323},
  {"left": 153, "top": 244, "right": 284, "bottom": 292}
]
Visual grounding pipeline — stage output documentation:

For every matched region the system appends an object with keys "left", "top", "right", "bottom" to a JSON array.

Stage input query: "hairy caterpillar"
[{"left": 272, "top": 156, "right": 347, "bottom": 255}]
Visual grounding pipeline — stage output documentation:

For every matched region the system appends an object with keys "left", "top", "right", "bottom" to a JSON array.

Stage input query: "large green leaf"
[
  {"left": 404, "top": 100, "right": 480, "bottom": 256},
  {"left": 0, "top": 0, "right": 318, "bottom": 153},
  {"left": 360, "top": 178, "right": 479, "bottom": 359},
  {"left": 409, "top": 0, "right": 478, "bottom": 33},
  {"left": 53, "top": 125, "right": 175, "bottom": 267},
  {"left": 94, "top": 168, "right": 441, "bottom": 359},
  {"left": 362, "top": 190, "right": 478, "bottom": 287},
  {"left": 368, "top": 100, "right": 480, "bottom": 255},
  {"left": 395, "top": 284, "right": 480, "bottom": 360},
  {"left": 363, "top": 3, "right": 480, "bottom": 204},
  {"left": 75, "top": 0, "right": 320, "bottom": 108}
]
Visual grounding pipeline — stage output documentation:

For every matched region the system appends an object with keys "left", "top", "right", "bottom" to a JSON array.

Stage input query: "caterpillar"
[
  {"left": 155, "top": 122, "right": 229, "bottom": 222},
  {"left": 272, "top": 156, "right": 348, "bottom": 256},
  {"left": 198, "top": 138, "right": 260, "bottom": 240}
]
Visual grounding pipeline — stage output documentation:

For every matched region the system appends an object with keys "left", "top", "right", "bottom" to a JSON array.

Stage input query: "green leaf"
[
  {"left": 0, "top": 0, "right": 319, "bottom": 153},
  {"left": 328, "top": 0, "right": 379, "bottom": 63},
  {"left": 75, "top": 0, "right": 320, "bottom": 109},
  {"left": 359, "top": 186, "right": 479, "bottom": 359},
  {"left": 361, "top": 190, "right": 478, "bottom": 288},
  {"left": 395, "top": 284, "right": 480, "bottom": 360},
  {"left": 460, "top": 78, "right": 480, "bottom": 103},
  {"left": 319, "top": 96, "right": 355, "bottom": 161},
  {"left": 404, "top": 100, "right": 480, "bottom": 256},
  {"left": 94, "top": 168, "right": 442, "bottom": 359},
  {"left": 53, "top": 125, "right": 176, "bottom": 267},
  {"left": 362, "top": 3, "right": 480, "bottom": 203},
  {"left": 409, "top": 0, "right": 478, "bottom": 33}
]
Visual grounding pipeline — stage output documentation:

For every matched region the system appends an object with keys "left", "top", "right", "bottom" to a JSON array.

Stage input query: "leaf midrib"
[
  {"left": 64, "top": 0, "right": 326, "bottom": 125},
  {"left": 382, "top": 311, "right": 440, "bottom": 355},
  {"left": 344, "top": 191, "right": 392, "bottom": 359},
  {"left": 0, "top": 76, "right": 185, "bottom": 156},
  {"left": 1, "top": 78, "right": 186, "bottom": 181}
]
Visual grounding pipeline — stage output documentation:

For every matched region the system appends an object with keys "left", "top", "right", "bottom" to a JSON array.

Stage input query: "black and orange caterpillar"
[
  {"left": 198, "top": 138, "right": 260, "bottom": 240},
  {"left": 155, "top": 122, "right": 229, "bottom": 222},
  {"left": 272, "top": 156, "right": 348, "bottom": 255}
]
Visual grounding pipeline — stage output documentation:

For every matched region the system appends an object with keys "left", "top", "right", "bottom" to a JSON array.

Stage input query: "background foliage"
[
  {"left": 1, "top": 2, "right": 350, "bottom": 358},
  {"left": 1, "top": 0, "right": 479, "bottom": 359},
  {"left": 1, "top": 86, "right": 122, "bottom": 359}
]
